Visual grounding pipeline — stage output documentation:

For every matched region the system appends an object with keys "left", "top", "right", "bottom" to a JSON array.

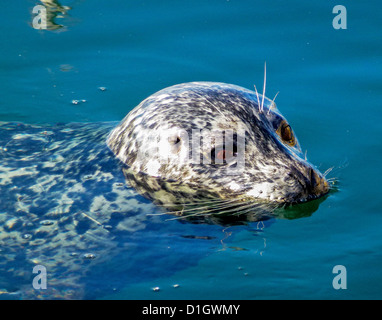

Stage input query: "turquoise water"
[{"left": 1, "top": 0, "right": 382, "bottom": 299}]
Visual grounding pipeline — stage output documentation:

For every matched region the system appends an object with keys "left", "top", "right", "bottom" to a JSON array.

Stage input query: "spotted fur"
[{"left": 108, "top": 82, "right": 329, "bottom": 206}]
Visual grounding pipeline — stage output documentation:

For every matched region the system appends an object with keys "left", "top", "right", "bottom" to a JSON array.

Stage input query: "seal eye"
[
  {"left": 277, "top": 120, "right": 296, "bottom": 147},
  {"left": 281, "top": 123, "right": 292, "bottom": 141}
]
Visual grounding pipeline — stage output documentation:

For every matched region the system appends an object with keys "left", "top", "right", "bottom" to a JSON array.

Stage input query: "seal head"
[{"left": 107, "top": 82, "right": 329, "bottom": 211}]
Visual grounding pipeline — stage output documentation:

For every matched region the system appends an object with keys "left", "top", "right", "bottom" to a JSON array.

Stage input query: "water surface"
[{"left": 1, "top": 0, "right": 381, "bottom": 299}]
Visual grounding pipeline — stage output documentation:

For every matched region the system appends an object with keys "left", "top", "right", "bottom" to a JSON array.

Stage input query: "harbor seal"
[
  {"left": 0, "top": 81, "right": 331, "bottom": 299},
  {"left": 107, "top": 82, "right": 330, "bottom": 218}
]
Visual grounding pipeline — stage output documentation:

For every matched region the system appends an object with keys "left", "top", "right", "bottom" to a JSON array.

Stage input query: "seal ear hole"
[
  {"left": 168, "top": 136, "right": 181, "bottom": 145},
  {"left": 169, "top": 136, "right": 182, "bottom": 153}
]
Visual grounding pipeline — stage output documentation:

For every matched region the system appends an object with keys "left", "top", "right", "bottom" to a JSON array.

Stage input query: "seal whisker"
[
  {"left": 207, "top": 200, "right": 279, "bottom": 219},
  {"left": 229, "top": 204, "right": 274, "bottom": 218},
  {"left": 191, "top": 197, "right": 244, "bottom": 204},
  {"left": 146, "top": 211, "right": 171, "bottom": 216},
  {"left": 267, "top": 91, "right": 279, "bottom": 115},
  {"left": 164, "top": 197, "right": 252, "bottom": 219},
  {"left": 152, "top": 190, "right": 252, "bottom": 217},
  {"left": 214, "top": 201, "right": 262, "bottom": 216},
  {"left": 321, "top": 159, "right": 347, "bottom": 183},
  {"left": 168, "top": 197, "right": 278, "bottom": 220},
  {"left": 253, "top": 84, "right": 261, "bottom": 113},
  {"left": 75, "top": 212, "right": 110, "bottom": 233},
  {"left": 326, "top": 176, "right": 339, "bottom": 184},
  {"left": 323, "top": 166, "right": 334, "bottom": 177},
  {"left": 261, "top": 62, "right": 267, "bottom": 113},
  {"left": 157, "top": 198, "right": 226, "bottom": 207},
  {"left": 167, "top": 198, "right": 250, "bottom": 216},
  {"left": 164, "top": 210, "right": 209, "bottom": 221},
  {"left": 156, "top": 196, "right": 243, "bottom": 209},
  {"left": 227, "top": 200, "right": 279, "bottom": 216}
]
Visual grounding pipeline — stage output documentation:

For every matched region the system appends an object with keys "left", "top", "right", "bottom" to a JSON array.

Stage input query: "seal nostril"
[
  {"left": 309, "top": 168, "right": 317, "bottom": 188},
  {"left": 308, "top": 168, "right": 330, "bottom": 196}
]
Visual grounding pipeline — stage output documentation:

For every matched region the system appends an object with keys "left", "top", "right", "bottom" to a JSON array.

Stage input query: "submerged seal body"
[
  {"left": 0, "top": 122, "right": 160, "bottom": 299},
  {"left": 107, "top": 82, "right": 329, "bottom": 211}
]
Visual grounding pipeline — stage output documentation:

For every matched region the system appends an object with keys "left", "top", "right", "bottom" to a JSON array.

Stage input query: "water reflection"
[{"left": 31, "top": 0, "right": 71, "bottom": 31}]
